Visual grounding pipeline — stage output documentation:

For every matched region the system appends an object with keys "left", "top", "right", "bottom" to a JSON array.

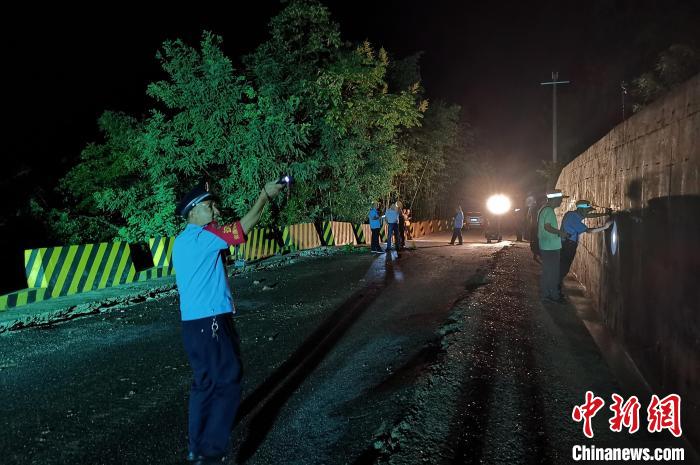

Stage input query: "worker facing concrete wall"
[{"left": 556, "top": 74, "right": 699, "bottom": 447}]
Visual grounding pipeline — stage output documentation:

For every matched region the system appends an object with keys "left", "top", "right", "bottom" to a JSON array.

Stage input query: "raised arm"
[{"left": 240, "top": 181, "right": 285, "bottom": 234}]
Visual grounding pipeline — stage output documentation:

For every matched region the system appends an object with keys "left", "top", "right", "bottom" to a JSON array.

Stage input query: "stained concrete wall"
[{"left": 556, "top": 74, "right": 699, "bottom": 446}]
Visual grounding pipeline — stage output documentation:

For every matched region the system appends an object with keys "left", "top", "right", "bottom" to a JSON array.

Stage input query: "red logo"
[
  {"left": 572, "top": 392, "right": 683, "bottom": 438},
  {"left": 609, "top": 394, "right": 641, "bottom": 434},
  {"left": 647, "top": 394, "right": 682, "bottom": 437},
  {"left": 572, "top": 391, "right": 605, "bottom": 438}
]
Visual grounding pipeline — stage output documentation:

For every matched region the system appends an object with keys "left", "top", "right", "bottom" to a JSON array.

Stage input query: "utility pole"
[{"left": 540, "top": 72, "right": 570, "bottom": 163}]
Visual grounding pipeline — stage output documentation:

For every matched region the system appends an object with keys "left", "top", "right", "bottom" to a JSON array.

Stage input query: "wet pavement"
[{"left": 1, "top": 231, "right": 696, "bottom": 464}]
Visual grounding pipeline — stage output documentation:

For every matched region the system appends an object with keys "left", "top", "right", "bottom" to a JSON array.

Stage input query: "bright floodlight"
[{"left": 487, "top": 194, "right": 511, "bottom": 215}]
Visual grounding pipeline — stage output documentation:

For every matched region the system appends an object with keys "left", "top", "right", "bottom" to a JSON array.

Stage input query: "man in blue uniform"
[
  {"left": 383, "top": 202, "right": 401, "bottom": 252},
  {"left": 368, "top": 201, "right": 384, "bottom": 253},
  {"left": 559, "top": 199, "right": 612, "bottom": 294},
  {"left": 450, "top": 206, "right": 464, "bottom": 245},
  {"left": 173, "top": 180, "right": 284, "bottom": 464}
]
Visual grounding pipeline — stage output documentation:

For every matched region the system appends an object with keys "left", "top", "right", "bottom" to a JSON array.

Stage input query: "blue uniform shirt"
[
  {"left": 384, "top": 207, "right": 399, "bottom": 224},
  {"left": 561, "top": 210, "right": 588, "bottom": 242},
  {"left": 454, "top": 211, "right": 464, "bottom": 228},
  {"left": 172, "top": 222, "right": 246, "bottom": 321},
  {"left": 368, "top": 208, "right": 381, "bottom": 229}
]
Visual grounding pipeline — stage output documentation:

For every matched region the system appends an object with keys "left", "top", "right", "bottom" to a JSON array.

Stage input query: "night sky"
[{"left": 2, "top": 1, "right": 699, "bottom": 289}]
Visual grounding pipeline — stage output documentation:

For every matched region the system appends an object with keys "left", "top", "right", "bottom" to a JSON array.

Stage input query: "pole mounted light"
[{"left": 540, "top": 71, "right": 570, "bottom": 163}]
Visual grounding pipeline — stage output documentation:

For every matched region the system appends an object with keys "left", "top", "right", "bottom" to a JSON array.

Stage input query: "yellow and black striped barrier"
[
  {"left": 285, "top": 223, "right": 321, "bottom": 251},
  {"left": 320, "top": 221, "right": 335, "bottom": 246},
  {"left": 360, "top": 224, "right": 372, "bottom": 245},
  {"left": 360, "top": 224, "right": 390, "bottom": 244},
  {"left": 24, "top": 242, "right": 136, "bottom": 298},
  {"left": 235, "top": 227, "right": 282, "bottom": 261},
  {"left": 136, "top": 266, "right": 175, "bottom": 282},
  {"left": 331, "top": 222, "right": 356, "bottom": 246},
  {"left": 3, "top": 218, "right": 456, "bottom": 311},
  {"left": 353, "top": 224, "right": 366, "bottom": 244},
  {"left": 0, "top": 288, "right": 50, "bottom": 310},
  {"left": 281, "top": 226, "right": 297, "bottom": 253},
  {"left": 148, "top": 236, "right": 175, "bottom": 269},
  {"left": 414, "top": 221, "right": 425, "bottom": 238}
]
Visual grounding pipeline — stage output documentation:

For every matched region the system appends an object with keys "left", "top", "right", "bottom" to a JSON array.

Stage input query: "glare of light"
[
  {"left": 486, "top": 194, "right": 512, "bottom": 215},
  {"left": 610, "top": 221, "right": 618, "bottom": 255}
]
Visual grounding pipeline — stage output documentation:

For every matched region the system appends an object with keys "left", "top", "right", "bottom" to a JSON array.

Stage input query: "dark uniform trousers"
[
  {"left": 387, "top": 223, "right": 400, "bottom": 251},
  {"left": 370, "top": 228, "right": 381, "bottom": 251},
  {"left": 182, "top": 313, "right": 242, "bottom": 457},
  {"left": 540, "top": 249, "right": 561, "bottom": 299},
  {"left": 450, "top": 227, "right": 463, "bottom": 245},
  {"left": 559, "top": 239, "right": 578, "bottom": 291}
]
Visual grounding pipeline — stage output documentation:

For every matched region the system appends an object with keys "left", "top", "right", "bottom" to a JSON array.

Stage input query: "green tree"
[
  {"left": 246, "top": 0, "right": 424, "bottom": 223},
  {"left": 628, "top": 43, "right": 699, "bottom": 113},
  {"left": 46, "top": 0, "right": 470, "bottom": 243},
  {"left": 395, "top": 101, "right": 463, "bottom": 219},
  {"left": 386, "top": 53, "right": 469, "bottom": 219}
]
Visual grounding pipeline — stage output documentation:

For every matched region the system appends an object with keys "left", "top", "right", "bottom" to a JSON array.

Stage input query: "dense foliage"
[{"left": 41, "top": 1, "right": 469, "bottom": 242}]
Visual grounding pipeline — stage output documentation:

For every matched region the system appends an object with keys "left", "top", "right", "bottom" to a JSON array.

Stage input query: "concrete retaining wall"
[{"left": 556, "top": 74, "right": 699, "bottom": 446}]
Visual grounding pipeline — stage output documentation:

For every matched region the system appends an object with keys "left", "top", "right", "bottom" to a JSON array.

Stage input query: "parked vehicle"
[{"left": 465, "top": 211, "right": 484, "bottom": 229}]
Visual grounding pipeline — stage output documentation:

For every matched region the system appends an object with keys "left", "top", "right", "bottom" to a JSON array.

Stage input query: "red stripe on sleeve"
[{"left": 204, "top": 221, "right": 247, "bottom": 246}]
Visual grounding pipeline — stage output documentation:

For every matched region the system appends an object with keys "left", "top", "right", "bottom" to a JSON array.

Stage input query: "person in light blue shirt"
[
  {"left": 172, "top": 179, "right": 284, "bottom": 464},
  {"left": 368, "top": 201, "right": 384, "bottom": 253},
  {"left": 559, "top": 199, "right": 612, "bottom": 294},
  {"left": 383, "top": 202, "right": 401, "bottom": 252},
  {"left": 450, "top": 206, "right": 464, "bottom": 245}
]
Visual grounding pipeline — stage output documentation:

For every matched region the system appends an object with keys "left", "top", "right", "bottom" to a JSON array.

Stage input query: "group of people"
[
  {"left": 370, "top": 202, "right": 466, "bottom": 251},
  {"left": 535, "top": 189, "right": 612, "bottom": 303},
  {"left": 169, "top": 175, "right": 613, "bottom": 463},
  {"left": 368, "top": 200, "right": 411, "bottom": 253}
]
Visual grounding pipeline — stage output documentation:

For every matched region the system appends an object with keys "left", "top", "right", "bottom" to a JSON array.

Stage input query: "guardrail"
[{"left": 1, "top": 219, "right": 449, "bottom": 311}]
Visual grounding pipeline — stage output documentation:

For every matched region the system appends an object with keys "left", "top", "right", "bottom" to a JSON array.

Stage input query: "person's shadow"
[{"left": 234, "top": 255, "right": 400, "bottom": 463}]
